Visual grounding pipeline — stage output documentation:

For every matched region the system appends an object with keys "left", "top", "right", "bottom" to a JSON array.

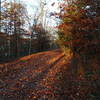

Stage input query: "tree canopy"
[{"left": 57, "top": 0, "right": 100, "bottom": 60}]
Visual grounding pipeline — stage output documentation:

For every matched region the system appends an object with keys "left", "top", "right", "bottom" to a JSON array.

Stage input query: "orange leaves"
[
  {"left": 57, "top": 23, "right": 65, "bottom": 29},
  {"left": 57, "top": 0, "right": 100, "bottom": 57}
]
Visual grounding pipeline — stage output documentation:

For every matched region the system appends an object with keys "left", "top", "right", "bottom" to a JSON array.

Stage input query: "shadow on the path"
[
  {"left": 0, "top": 55, "right": 64, "bottom": 100},
  {"left": 57, "top": 56, "right": 100, "bottom": 100},
  {"left": 25, "top": 55, "right": 65, "bottom": 88}
]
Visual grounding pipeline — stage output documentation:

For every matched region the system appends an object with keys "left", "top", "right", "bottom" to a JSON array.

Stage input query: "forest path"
[
  {"left": 0, "top": 49, "right": 100, "bottom": 100},
  {"left": 0, "top": 49, "right": 71, "bottom": 100}
]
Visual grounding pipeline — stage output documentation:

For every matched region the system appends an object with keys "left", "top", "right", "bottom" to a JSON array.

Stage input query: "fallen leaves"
[{"left": 0, "top": 49, "right": 100, "bottom": 100}]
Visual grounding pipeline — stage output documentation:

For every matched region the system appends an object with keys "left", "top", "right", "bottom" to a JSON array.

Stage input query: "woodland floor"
[{"left": 0, "top": 49, "right": 100, "bottom": 100}]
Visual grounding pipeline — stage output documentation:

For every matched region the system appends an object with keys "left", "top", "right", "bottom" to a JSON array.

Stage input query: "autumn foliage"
[{"left": 57, "top": 0, "right": 100, "bottom": 60}]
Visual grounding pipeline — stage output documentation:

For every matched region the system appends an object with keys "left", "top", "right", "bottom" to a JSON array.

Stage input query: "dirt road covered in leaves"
[
  {"left": 0, "top": 49, "right": 66, "bottom": 100},
  {"left": 0, "top": 49, "right": 100, "bottom": 100}
]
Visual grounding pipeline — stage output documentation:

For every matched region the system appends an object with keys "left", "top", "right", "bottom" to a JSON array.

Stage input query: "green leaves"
[{"left": 63, "top": 17, "right": 73, "bottom": 23}]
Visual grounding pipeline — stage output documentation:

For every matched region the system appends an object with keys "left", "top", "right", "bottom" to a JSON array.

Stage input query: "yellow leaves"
[
  {"left": 58, "top": 23, "right": 72, "bottom": 34},
  {"left": 48, "top": 54, "right": 63, "bottom": 64},
  {"left": 32, "top": 96, "right": 37, "bottom": 99},
  {"left": 77, "top": 66, "right": 84, "bottom": 77},
  {"left": 63, "top": 48, "right": 73, "bottom": 58},
  {"left": 20, "top": 54, "right": 33, "bottom": 61}
]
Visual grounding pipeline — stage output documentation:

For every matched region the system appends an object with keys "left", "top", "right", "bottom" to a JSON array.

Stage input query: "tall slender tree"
[{"left": 1, "top": 0, "right": 27, "bottom": 58}]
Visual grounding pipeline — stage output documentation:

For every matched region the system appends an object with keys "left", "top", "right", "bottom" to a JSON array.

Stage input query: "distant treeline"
[
  {"left": 0, "top": 1, "right": 58, "bottom": 63},
  {"left": 0, "top": 29, "right": 58, "bottom": 63}
]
